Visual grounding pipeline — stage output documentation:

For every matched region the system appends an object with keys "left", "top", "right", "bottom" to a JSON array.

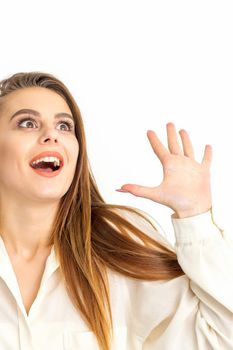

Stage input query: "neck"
[{"left": 0, "top": 197, "right": 59, "bottom": 260}]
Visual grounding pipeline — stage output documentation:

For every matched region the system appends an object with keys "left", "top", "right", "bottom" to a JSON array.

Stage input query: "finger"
[
  {"left": 166, "top": 123, "right": 183, "bottom": 155},
  {"left": 116, "top": 183, "right": 160, "bottom": 201},
  {"left": 201, "top": 145, "right": 212, "bottom": 168},
  {"left": 147, "top": 130, "right": 170, "bottom": 163},
  {"left": 179, "top": 129, "right": 195, "bottom": 159}
]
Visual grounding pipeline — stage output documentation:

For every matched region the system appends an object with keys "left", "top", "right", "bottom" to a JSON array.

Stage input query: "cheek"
[
  {"left": 0, "top": 139, "right": 14, "bottom": 161},
  {"left": 0, "top": 141, "right": 19, "bottom": 182},
  {"left": 69, "top": 139, "right": 80, "bottom": 164},
  {"left": 0, "top": 136, "right": 28, "bottom": 168}
]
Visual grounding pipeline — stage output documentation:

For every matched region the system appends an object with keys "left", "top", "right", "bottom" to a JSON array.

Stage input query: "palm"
[
  {"left": 117, "top": 123, "right": 212, "bottom": 218},
  {"left": 154, "top": 153, "right": 211, "bottom": 212}
]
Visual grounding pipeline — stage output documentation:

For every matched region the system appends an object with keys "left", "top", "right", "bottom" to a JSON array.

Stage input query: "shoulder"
[
  {"left": 107, "top": 267, "right": 195, "bottom": 339},
  {"left": 114, "top": 207, "right": 174, "bottom": 248}
]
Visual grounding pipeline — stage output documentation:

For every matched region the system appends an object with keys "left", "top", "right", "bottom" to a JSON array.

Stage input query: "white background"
[{"left": 1, "top": 0, "right": 232, "bottom": 244}]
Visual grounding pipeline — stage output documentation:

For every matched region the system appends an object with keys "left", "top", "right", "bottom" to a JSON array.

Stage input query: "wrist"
[{"left": 173, "top": 206, "right": 212, "bottom": 219}]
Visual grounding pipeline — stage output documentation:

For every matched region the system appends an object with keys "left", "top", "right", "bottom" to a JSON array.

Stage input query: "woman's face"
[{"left": 0, "top": 87, "right": 79, "bottom": 203}]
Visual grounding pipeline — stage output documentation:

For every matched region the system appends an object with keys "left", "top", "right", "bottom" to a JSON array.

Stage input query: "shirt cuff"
[{"left": 171, "top": 209, "right": 224, "bottom": 244}]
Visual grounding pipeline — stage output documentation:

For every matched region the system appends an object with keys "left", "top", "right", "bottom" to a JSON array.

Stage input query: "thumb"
[{"left": 115, "top": 184, "right": 160, "bottom": 201}]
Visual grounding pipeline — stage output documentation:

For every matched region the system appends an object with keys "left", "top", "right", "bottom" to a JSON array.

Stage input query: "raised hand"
[{"left": 116, "top": 122, "right": 213, "bottom": 218}]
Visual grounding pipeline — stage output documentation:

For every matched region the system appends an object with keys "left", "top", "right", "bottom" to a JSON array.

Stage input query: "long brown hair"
[{"left": 0, "top": 72, "right": 184, "bottom": 350}]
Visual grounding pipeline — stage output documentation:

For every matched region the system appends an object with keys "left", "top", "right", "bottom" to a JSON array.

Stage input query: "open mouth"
[{"left": 30, "top": 160, "right": 63, "bottom": 172}]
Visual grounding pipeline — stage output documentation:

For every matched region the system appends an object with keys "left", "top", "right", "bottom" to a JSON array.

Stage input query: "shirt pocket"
[
  {"left": 63, "top": 330, "right": 100, "bottom": 349},
  {"left": 63, "top": 326, "right": 143, "bottom": 350},
  {"left": 0, "top": 323, "right": 20, "bottom": 349}
]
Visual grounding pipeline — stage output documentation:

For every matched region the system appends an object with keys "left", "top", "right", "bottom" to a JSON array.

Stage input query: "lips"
[{"left": 29, "top": 151, "right": 64, "bottom": 167}]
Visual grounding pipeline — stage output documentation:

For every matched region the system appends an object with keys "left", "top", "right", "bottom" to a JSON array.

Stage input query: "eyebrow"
[{"left": 10, "top": 108, "right": 74, "bottom": 122}]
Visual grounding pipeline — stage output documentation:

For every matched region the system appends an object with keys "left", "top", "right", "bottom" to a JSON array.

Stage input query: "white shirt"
[{"left": 0, "top": 209, "right": 232, "bottom": 350}]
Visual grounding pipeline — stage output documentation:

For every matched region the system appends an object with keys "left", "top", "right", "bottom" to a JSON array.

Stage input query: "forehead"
[{"left": 1, "top": 87, "right": 71, "bottom": 115}]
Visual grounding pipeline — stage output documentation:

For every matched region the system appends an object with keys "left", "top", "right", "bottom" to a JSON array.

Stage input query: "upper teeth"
[{"left": 31, "top": 156, "right": 61, "bottom": 166}]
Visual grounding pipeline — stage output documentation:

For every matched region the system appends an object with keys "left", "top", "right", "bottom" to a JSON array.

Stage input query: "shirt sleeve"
[
  {"left": 142, "top": 209, "right": 233, "bottom": 349},
  {"left": 171, "top": 209, "right": 233, "bottom": 346}
]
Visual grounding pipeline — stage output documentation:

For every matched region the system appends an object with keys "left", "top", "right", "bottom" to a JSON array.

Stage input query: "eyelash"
[{"left": 16, "top": 117, "right": 74, "bottom": 132}]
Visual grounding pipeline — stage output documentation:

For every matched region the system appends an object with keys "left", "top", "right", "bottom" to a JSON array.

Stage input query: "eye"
[
  {"left": 16, "top": 117, "right": 74, "bottom": 132},
  {"left": 16, "top": 117, "right": 36, "bottom": 128},
  {"left": 58, "top": 120, "right": 74, "bottom": 131}
]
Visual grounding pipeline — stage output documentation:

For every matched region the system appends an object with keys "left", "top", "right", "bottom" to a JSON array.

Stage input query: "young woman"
[{"left": 0, "top": 72, "right": 232, "bottom": 350}]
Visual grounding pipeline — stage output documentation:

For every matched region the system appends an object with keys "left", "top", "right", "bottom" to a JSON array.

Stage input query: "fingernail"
[{"left": 115, "top": 189, "right": 128, "bottom": 192}]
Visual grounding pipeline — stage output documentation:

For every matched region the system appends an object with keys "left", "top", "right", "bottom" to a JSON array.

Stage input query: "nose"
[
  {"left": 42, "top": 136, "right": 58, "bottom": 143},
  {"left": 39, "top": 129, "right": 59, "bottom": 144}
]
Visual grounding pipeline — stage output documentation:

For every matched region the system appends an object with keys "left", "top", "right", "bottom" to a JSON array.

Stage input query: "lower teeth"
[{"left": 36, "top": 168, "right": 53, "bottom": 172}]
